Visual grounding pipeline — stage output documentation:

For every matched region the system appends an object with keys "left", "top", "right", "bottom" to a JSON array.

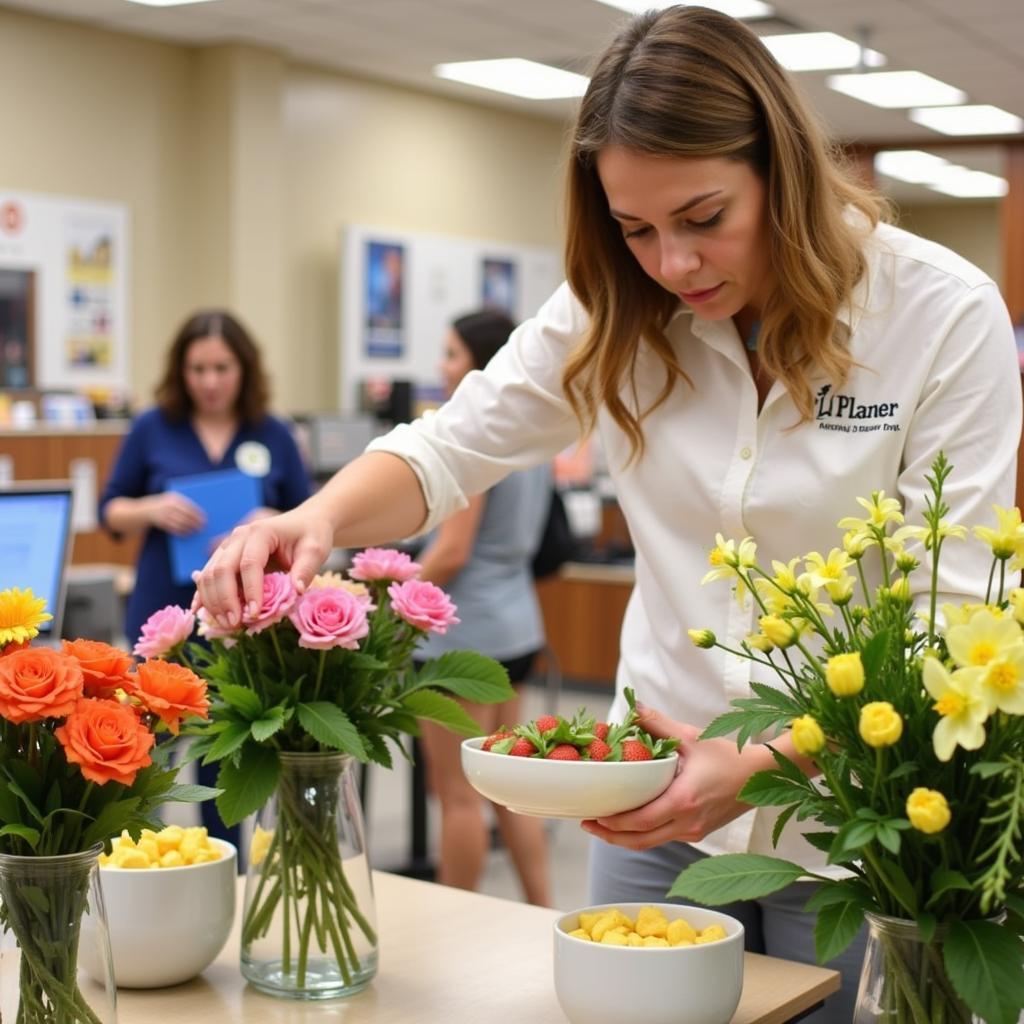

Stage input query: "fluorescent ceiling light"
[
  {"left": 827, "top": 71, "right": 966, "bottom": 109},
  {"left": 761, "top": 32, "right": 884, "bottom": 72},
  {"left": 873, "top": 150, "right": 950, "bottom": 184},
  {"left": 929, "top": 167, "right": 1008, "bottom": 198},
  {"left": 594, "top": 0, "right": 774, "bottom": 18},
  {"left": 123, "top": 0, "right": 220, "bottom": 6},
  {"left": 434, "top": 59, "right": 589, "bottom": 100},
  {"left": 909, "top": 104, "right": 1024, "bottom": 136}
]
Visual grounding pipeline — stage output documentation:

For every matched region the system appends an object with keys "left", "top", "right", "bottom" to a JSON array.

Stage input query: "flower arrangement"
[
  {"left": 152, "top": 548, "right": 514, "bottom": 996},
  {"left": 670, "top": 456, "right": 1024, "bottom": 1024},
  {"left": 0, "top": 587, "right": 213, "bottom": 1022}
]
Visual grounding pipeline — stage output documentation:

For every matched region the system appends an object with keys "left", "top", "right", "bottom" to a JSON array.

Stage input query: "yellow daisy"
[{"left": 0, "top": 587, "right": 51, "bottom": 647}]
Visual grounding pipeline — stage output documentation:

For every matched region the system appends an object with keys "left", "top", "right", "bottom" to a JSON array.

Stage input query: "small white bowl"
[
  {"left": 460, "top": 737, "right": 678, "bottom": 818},
  {"left": 554, "top": 902, "right": 745, "bottom": 1024},
  {"left": 82, "top": 837, "right": 237, "bottom": 988}
]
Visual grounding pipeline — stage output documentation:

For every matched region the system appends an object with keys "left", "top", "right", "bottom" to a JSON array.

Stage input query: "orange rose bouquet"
[{"left": 0, "top": 587, "right": 214, "bottom": 1021}]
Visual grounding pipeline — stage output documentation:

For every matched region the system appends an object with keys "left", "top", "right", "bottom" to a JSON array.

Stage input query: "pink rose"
[
  {"left": 133, "top": 606, "right": 195, "bottom": 659},
  {"left": 289, "top": 588, "right": 371, "bottom": 650},
  {"left": 195, "top": 607, "right": 238, "bottom": 647},
  {"left": 387, "top": 580, "right": 460, "bottom": 635},
  {"left": 242, "top": 572, "right": 298, "bottom": 635},
  {"left": 349, "top": 548, "right": 421, "bottom": 583}
]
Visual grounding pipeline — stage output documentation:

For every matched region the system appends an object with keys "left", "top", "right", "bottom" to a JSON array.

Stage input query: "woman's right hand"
[
  {"left": 192, "top": 506, "right": 335, "bottom": 626},
  {"left": 146, "top": 492, "right": 206, "bottom": 535}
]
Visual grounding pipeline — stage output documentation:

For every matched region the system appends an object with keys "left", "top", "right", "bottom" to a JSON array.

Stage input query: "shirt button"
[{"left": 740, "top": 446, "right": 752, "bottom": 460}]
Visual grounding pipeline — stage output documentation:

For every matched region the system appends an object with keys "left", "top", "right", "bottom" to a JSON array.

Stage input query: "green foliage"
[{"left": 668, "top": 853, "right": 808, "bottom": 903}]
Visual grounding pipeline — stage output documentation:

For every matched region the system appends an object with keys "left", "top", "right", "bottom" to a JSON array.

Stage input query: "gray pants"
[{"left": 587, "top": 838, "right": 866, "bottom": 1023}]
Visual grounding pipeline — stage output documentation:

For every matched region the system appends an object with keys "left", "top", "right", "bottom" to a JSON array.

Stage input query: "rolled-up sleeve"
[{"left": 367, "top": 283, "right": 586, "bottom": 533}]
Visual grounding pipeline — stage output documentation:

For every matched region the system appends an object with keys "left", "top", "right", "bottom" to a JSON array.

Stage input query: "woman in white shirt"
[{"left": 195, "top": 8, "right": 1020, "bottom": 1017}]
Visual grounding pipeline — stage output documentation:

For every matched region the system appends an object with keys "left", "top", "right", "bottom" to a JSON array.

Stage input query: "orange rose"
[
  {"left": 0, "top": 648, "right": 84, "bottom": 723},
  {"left": 131, "top": 660, "right": 209, "bottom": 734},
  {"left": 0, "top": 639, "right": 30, "bottom": 658},
  {"left": 55, "top": 698, "right": 155, "bottom": 786},
  {"left": 62, "top": 639, "right": 136, "bottom": 698}
]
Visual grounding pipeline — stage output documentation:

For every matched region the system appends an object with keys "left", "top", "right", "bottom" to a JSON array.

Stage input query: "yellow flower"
[
  {"left": 0, "top": 587, "right": 52, "bottom": 647},
  {"left": 826, "top": 652, "right": 864, "bottom": 697},
  {"left": 841, "top": 529, "right": 875, "bottom": 559},
  {"left": 759, "top": 615, "right": 799, "bottom": 649},
  {"left": 893, "top": 520, "right": 968, "bottom": 552},
  {"left": 1009, "top": 589, "right": 1024, "bottom": 625},
  {"left": 791, "top": 715, "right": 826, "bottom": 756},
  {"left": 973, "top": 505, "right": 1024, "bottom": 561},
  {"left": 701, "top": 534, "right": 757, "bottom": 606},
  {"left": 922, "top": 658, "right": 988, "bottom": 762},
  {"left": 906, "top": 788, "right": 951, "bottom": 834},
  {"left": 858, "top": 701, "right": 903, "bottom": 748},
  {"left": 883, "top": 577, "right": 912, "bottom": 603},
  {"left": 838, "top": 491, "right": 905, "bottom": 533},
  {"left": 945, "top": 609, "right": 1022, "bottom": 671},
  {"left": 249, "top": 825, "right": 274, "bottom": 867},
  {"left": 744, "top": 633, "right": 774, "bottom": 653},
  {"left": 964, "top": 644, "right": 1024, "bottom": 716},
  {"left": 803, "top": 549, "right": 853, "bottom": 589},
  {"left": 825, "top": 574, "right": 856, "bottom": 605},
  {"left": 687, "top": 628, "right": 716, "bottom": 649}
]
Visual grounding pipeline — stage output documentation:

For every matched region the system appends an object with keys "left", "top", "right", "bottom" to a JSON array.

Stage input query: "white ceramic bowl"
[
  {"left": 554, "top": 902, "right": 745, "bottom": 1024},
  {"left": 82, "top": 837, "right": 237, "bottom": 989},
  {"left": 460, "top": 737, "right": 678, "bottom": 818}
]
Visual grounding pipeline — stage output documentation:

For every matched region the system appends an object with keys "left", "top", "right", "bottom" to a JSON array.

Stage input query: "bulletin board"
[
  {"left": 338, "top": 225, "right": 561, "bottom": 413},
  {"left": 0, "top": 189, "right": 129, "bottom": 391}
]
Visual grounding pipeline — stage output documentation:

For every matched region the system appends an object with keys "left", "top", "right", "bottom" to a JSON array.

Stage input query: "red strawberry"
[
  {"left": 594, "top": 722, "right": 610, "bottom": 741},
  {"left": 482, "top": 730, "right": 514, "bottom": 752},
  {"left": 621, "top": 739, "right": 653, "bottom": 761},
  {"left": 586, "top": 739, "right": 612, "bottom": 762},
  {"left": 546, "top": 744, "right": 582, "bottom": 761},
  {"left": 534, "top": 714, "right": 560, "bottom": 734},
  {"left": 508, "top": 737, "right": 538, "bottom": 757}
]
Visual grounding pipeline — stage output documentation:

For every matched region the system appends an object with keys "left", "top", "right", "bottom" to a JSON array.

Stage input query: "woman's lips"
[{"left": 679, "top": 283, "right": 724, "bottom": 304}]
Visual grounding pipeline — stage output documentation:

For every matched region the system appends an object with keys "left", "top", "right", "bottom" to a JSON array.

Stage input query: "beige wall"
[
  {"left": 0, "top": 8, "right": 568, "bottom": 413},
  {"left": 894, "top": 200, "right": 1002, "bottom": 283}
]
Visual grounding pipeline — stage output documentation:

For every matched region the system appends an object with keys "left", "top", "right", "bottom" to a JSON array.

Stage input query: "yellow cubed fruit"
[
  {"left": 137, "top": 838, "right": 159, "bottom": 863},
  {"left": 666, "top": 918, "right": 698, "bottom": 945},
  {"left": 155, "top": 825, "right": 184, "bottom": 854},
  {"left": 635, "top": 906, "right": 669, "bottom": 938},
  {"left": 568, "top": 928, "right": 593, "bottom": 941},
  {"left": 590, "top": 912, "right": 622, "bottom": 941},
  {"left": 578, "top": 912, "right": 602, "bottom": 933},
  {"left": 113, "top": 848, "right": 151, "bottom": 869},
  {"left": 601, "top": 929, "right": 630, "bottom": 946},
  {"left": 642, "top": 936, "right": 671, "bottom": 947},
  {"left": 696, "top": 925, "right": 727, "bottom": 944},
  {"left": 159, "top": 850, "right": 185, "bottom": 868},
  {"left": 626, "top": 932, "right": 644, "bottom": 947},
  {"left": 191, "top": 847, "right": 221, "bottom": 864}
]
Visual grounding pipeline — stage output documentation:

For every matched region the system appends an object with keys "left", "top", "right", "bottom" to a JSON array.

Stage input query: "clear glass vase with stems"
[
  {"left": 0, "top": 843, "right": 117, "bottom": 1024},
  {"left": 240, "top": 750, "right": 378, "bottom": 999},
  {"left": 854, "top": 912, "right": 981, "bottom": 1023}
]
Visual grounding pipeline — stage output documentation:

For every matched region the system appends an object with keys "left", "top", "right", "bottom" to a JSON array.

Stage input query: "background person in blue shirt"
[{"left": 100, "top": 309, "right": 312, "bottom": 842}]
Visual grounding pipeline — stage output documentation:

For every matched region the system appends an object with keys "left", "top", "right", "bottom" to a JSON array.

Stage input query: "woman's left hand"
[{"left": 582, "top": 704, "right": 769, "bottom": 850}]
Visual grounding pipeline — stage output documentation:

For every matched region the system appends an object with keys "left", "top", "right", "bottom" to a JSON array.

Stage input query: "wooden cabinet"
[{"left": 0, "top": 424, "right": 139, "bottom": 565}]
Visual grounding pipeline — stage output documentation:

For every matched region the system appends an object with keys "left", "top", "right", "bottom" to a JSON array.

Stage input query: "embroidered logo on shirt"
[
  {"left": 235, "top": 441, "right": 272, "bottom": 477},
  {"left": 815, "top": 385, "right": 901, "bottom": 434}
]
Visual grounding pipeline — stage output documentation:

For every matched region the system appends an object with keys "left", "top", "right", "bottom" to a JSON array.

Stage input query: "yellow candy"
[
  {"left": 155, "top": 825, "right": 184, "bottom": 854},
  {"left": 601, "top": 930, "right": 630, "bottom": 946},
  {"left": 636, "top": 906, "right": 669, "bottom": 938},
  {"left": 568, "top": 928, "right": 592, "bottom": 941},
  {"left": 667, "top": 918, "right": 698, "bottom": 945},
  {"left": 159, "top": 850, "right": 185, "bottom": 868},
  {"left": 578, "top": 912, "right": 602, "bottom": 933},
  {"left": 626, "top": 933, "right": 644, "bottom": 947},
  {"left": 113, "top": 848, "right": 150, "bottom": 869},
  {"left": 642, "top": 936, "right": 671, "bottom": 947},
  {"left": 697, "top": 925, "right": 727, "bottom": 944}
]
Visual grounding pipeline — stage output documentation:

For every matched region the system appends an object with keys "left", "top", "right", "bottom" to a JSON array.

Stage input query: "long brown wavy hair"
[
  {"left": 564, "top": 6, "right": 888, "bottom": 457},
  {"left": 155, "top": 309, "right": 270, "bottom": 423}
]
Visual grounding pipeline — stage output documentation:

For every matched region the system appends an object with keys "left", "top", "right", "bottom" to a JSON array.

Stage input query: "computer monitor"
[{"left": 0, "top": 485, "right": 74, "bottom": 638}]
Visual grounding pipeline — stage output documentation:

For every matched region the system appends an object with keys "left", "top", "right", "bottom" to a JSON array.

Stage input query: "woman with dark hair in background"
[
  {"left": 415, "top": 309, "right": 553, "bottom": 905},
  {"left": 194, "top": 9, "right": 1019, "bottom": 1015},
  {"left": 100, "top": 309, "right": 311, "bottom": 842}
]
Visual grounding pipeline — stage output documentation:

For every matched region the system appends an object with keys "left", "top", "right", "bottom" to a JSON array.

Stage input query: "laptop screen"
[{"left": 0, "top": 487, "right": 74, "bottom": 637}]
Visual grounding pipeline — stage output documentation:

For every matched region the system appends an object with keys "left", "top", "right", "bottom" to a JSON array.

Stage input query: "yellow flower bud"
[
  {"left": 826, "top": 652, "right": 865, "bottom": 697},
  {"left": 791, "top": 715, "right": 826, "bottom": 756},
  {"left": 859, "top": 701, "right": 903, "bottom": 747},
  {"left": 687, "top": 628, "right": 716, "bottom": 649},
  {"left": 745, "top": 633, "right": 774, "bottom": 653},
  {"left": 905, "top": 788, "right": 951, "bottom": 834},
  {"left": 759, "top": 615, "right": 798, "bottom": 649},
  {"left": 825, "top": 575, "right": 856, "bottom": 605},
  {"left": 883, "top": 577, "right": 912, "bottom": 603}
]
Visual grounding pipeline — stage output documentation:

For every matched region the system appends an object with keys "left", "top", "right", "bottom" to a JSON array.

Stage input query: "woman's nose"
[{"left": 659, "top": 238, "right": 701, "bottom": 282}]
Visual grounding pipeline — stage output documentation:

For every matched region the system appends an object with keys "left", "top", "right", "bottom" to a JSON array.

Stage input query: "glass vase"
[
  {"left": 240, "top": 751, "right": 378, "bottom": 999},
  {"left": 853, "top": 912, "right": 979, "bottom": 1023},
  {"left": 0, "top": 844, "right": 117, "bottom": 1024}
]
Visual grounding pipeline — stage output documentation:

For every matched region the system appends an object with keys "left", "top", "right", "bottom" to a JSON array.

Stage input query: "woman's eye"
[
  {"left": 690, "top": 210, "right": 723, "bottom": 229},
  {"left": 623, "top": 225, "right": 651, "bottom": 240}
]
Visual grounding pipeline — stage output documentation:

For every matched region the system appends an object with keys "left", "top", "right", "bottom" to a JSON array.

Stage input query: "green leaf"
[
  {"left": 82, "top": 798, "right": 142, "bottom": 849},
  {"left": 875, "top": 823, "right": 902, "bottom": 855},
  {"left": 411, "top": 652, "right": 515, "bottom": 704},
  {"left": 739, "top": 771, "right": 808, "bottom": 808},
  {"left": 803, "top": 831, "right": 838, "bottom": 855},
  {"left": 970, "top": 761, "right": 1009, "bottom": 780},
  {"left": 885, "top": 760, "right": 919, "bottom": 782},
  {"left": 217, "top": 683, "right": 265, "bottom": 720},
  {"left": 401, "top": 689, "right": 482, "bottom": 736},
  {"left": 771, "top": 804, "right": 799, "bottom": 848},
  {"left": 0, "top": 824, "right": 40, "bottom": 848},
  {"left": 296, "top": 703, "right": 368, "bottom": 760},
  {"left": 804, "top": 879, "right": 874, "bottom": 913},
  {"left": 815, "top": 899, "right": 868, "bottom": 963},
  {"left": 362, "top": 733, "right": 393, "bottom": 770},
  {"left": 202, "top": 721, "right": 252, "bottom": 764},
  {"left": 925, "top": 868, "right": 974, "bottom": 910},
  {"left": 945, "top": 920, "right": 1024, "bottom": 1024},
  {"left": 215, "top": 745, "right": 281, "bottom": 827},
  {"left": 250, "top": 708, "right": 287, "bottom": 743},
  {"left": 668, "top": 853, "right": 807, "bottom": 904},
  {"left": 158, "top": 784, "right": 221, "bottom": 804},
  {"left": 830, "top": 819, "right": 878, "bottom": 861},
  {"left": 859, "top": 628, "right": 890, "bottom": 682},
  {"left": 0, "top": 782, "right": 20, "bottom": 824},
  {"left": 3, "top": 774, "right": 43, "bottom": 824}
]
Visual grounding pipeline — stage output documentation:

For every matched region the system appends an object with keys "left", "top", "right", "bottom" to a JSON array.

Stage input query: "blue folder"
[{"left": 166, "top": 469, "right": 261, "bottom": 585}]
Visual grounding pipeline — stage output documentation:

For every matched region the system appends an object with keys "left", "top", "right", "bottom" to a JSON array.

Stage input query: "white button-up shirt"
[{"left": 369, "top": 221, "right": 1021, "bottom": 873}]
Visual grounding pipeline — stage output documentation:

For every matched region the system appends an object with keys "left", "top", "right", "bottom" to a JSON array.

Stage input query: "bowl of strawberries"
[{"left": 460, "top": 689, "right": 679, "bottom": 819}]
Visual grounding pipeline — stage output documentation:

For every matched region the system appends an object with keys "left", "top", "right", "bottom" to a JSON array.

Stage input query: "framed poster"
[
  {"left": 364, "top": 240, "right": 405, "bottom": 358},
  {"left": 481, "top": 257, "right": 517, "bottom": 315}
]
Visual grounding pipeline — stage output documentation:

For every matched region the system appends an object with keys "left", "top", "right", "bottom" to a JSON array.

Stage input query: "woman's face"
[
  {"left": 182, "top": 335, "right": 243, "bottom": 417},
  {"left": 439, "top": 328, "right": 474, "bottom": 398},
  {"left": 596, "top": 146, "right": 774, "bottom": 325}
]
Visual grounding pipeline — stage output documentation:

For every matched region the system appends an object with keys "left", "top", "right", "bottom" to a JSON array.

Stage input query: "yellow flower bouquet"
[{"left": 671, "top": 455, "right": 1024, "bottom": 1023}]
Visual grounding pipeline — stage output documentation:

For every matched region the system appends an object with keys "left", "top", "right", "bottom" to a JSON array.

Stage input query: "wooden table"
[{"left": 118, "top": 872, "right": 839, "bottom": 1024}]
